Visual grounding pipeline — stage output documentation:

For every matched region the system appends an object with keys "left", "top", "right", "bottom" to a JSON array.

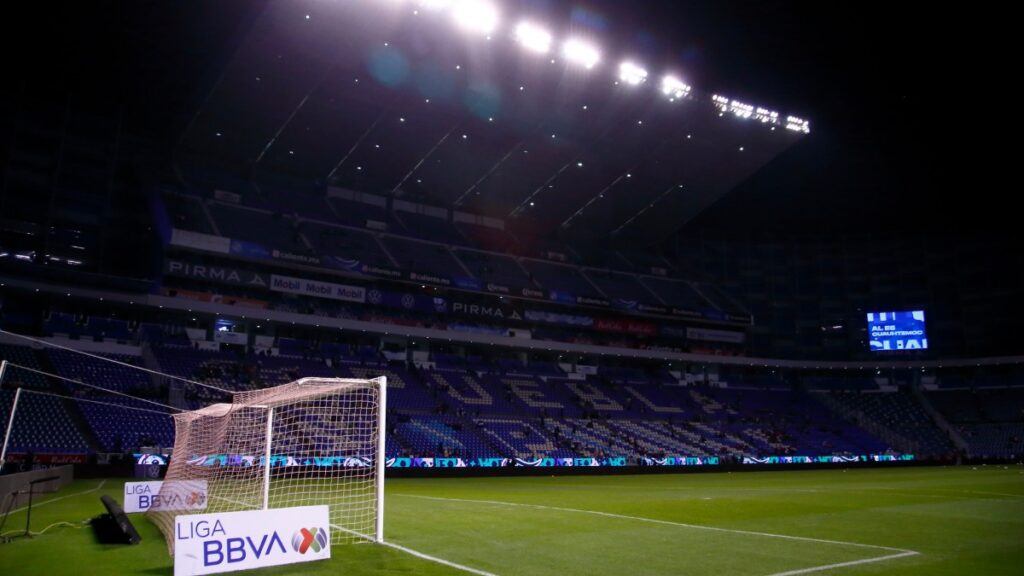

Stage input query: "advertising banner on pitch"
[
  {"left": 123, "top": 480, "right": 208, "bottom": 513},
  {"left": 174, "top": 505, "right": 330, "bottom": 576}
]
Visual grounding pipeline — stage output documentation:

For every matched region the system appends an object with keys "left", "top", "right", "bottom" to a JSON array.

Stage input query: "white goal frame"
[{"left": 148, "top": 376, "right": 387, "bottom": 553}]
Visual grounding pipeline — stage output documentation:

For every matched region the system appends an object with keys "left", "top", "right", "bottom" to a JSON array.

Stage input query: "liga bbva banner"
[
  {"left": 123, "top": 480, "right": 208, "bottom": 513},
  {"left": 174, "top": 505, "right": 330, "bottom": 576}
]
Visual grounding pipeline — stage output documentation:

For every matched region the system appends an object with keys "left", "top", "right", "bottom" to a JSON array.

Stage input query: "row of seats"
[
  {"left": 7, "top": 340, "right": 1018, "bottom": 459},
  {"left": 166, "top": 192, "right": 741, "bottom": 313},
  {"left": 43, "top": 313, "right": 134, "bottom": 341},
  {"left": 826, "top": 391, "right": 954, "bottom": 455},
  {"left": 0, "top": 388, "right": 92, "bottom": 453},
  {"left": 957, "top": 423, "right": 1024, "bottom": 459},
  {"left": 927, "top": 389, "right": 1024, "bottom": 457}
]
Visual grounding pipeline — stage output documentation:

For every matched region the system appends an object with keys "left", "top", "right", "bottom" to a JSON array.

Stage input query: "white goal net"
[{"left": 148, "top": 377, "right": 386, "bottom": 553}]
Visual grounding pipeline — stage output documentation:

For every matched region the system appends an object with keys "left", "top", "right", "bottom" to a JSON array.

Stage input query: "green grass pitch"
[{"left": 0, "top": 466, "right": 1022, "bottom": 575}]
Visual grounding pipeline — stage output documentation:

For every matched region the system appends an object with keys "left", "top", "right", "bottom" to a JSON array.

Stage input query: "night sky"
[{"left": 623, "top": 1, "right": 1013, "bottom": 239}]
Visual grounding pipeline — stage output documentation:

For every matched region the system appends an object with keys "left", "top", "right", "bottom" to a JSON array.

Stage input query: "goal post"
[
  {"left": 0, "top": 380, "right": 21, "bottom": 473},
  {"left": 148, "top": 376, "right": 386, "bottom": 554}
]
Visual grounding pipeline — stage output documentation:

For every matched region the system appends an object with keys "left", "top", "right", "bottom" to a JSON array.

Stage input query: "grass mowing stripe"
[{"left": 397, "top": 493, "right": 918, "bottom": 553}]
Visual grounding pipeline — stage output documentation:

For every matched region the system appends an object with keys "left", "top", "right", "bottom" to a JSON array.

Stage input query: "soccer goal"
[{"left": 147, "top": 376, "right": 387, "bottom": 554}]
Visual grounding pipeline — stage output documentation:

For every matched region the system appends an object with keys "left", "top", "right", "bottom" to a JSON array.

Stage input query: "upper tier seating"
[
  {"left": 585, "top": 270, "right": 658, "bottom": 303},
  {"left": 380, "top": 236, "right": 467, "bottom": 278},
  {"left": 207, "top": 204, "right": 309, "bottom": 253},
  {"left": 326, "top": 196, "right": 406, "bottom": 232},
  {"left": 454, "top": 222, "right": 518, "bottom": 253},
  {"left": 520, "top": 259, "right": 603, "bottom": 298},
  {"left": 453, "top": 248, "right": 534, "bottom": 289},
  {"left": 638, "top": 278, "right": 710, "bottom": 310},
  {"left": 302, "top": 221, "right": 394, "bottom": 268},
  {"left": 162, "top": 193, "right": 215, "bottom": 234},
  {"left": 393, "top": 211, "right": 466, "bottom": 246}
]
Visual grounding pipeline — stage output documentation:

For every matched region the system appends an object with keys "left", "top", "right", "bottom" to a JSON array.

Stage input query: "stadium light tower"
[
  {"left": 661, "top": 75, "right": 691, "bottom": 99},
  {"left": 452, "top": 0, "right": 499, "bottom": 35},
  {"left": 562, "top": 38, "right": 600, "bottom": 69},
  {"left": 515, "top": 21, "right": 552, "bottom": 54},
  {"left": 618, "top": 61, "right": 648, "bottom": 85}
]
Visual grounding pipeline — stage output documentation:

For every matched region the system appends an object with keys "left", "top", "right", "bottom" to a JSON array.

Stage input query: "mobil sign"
[{"left": 174, "top": 506, "right": 330, "bottom": 575}]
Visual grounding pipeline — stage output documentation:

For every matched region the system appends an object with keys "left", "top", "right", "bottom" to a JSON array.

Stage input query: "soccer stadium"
[{"left": 0, "top": 1, "right": 1020, "bottom": 575}]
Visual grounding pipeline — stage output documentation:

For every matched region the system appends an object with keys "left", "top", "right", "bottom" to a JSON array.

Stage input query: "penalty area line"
[{"left": 765, "top": 551, "right": 920, "bottom": 576}]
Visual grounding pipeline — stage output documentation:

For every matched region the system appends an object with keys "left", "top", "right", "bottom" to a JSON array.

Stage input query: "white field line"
[
  {"left": 764, "top": 551, "right": 920, "bottom": 576},
  {"left": 4, "top": 479, "right": 106, "bottom": 517},
  {"left": 209, "top": 495, "right": 379, "bottom": 543},
  {"left": 399, "top": 494, "right": 913, "bottom": 552},
  {"left": 380, "top": 540, "right": 499, "bottom": 576},
  {"left": 329, "top": 522, "right": 374, "bottom": 542},
  {"left": 951, "top": 489, "right": 1024, "bottom": 499},
  {"left": 398, "top": 494, "right": 920, "bottom": 575}
]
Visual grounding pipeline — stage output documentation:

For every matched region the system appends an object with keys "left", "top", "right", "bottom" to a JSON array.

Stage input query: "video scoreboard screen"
[{"left": 867, "top": 310, "right": 928, "bottom": 352}]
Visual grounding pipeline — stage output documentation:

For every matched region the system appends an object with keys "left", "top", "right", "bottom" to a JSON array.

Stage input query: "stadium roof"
[{"left": 172, "top": 1, "right": 807, "bottom": 244}]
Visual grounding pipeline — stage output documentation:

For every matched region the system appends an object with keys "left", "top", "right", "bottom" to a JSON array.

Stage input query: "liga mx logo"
[
  {"left": 186, "top": 491, "right": 207, "bottom": 507},
  {"left": 292, "top": 527, "right": 327, "bottom": 555}
]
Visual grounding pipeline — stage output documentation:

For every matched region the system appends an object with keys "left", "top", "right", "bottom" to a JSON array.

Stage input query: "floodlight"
[
  {"left": 618, "top": 61, "right": 648, "bottom": 85},
  {"left": 661, "top": 75, "right": 691, "bottom": 99},
  {"left": 731, "top": 101, "right": 754, "bottom": 118},
  {"left": 754, "top": 107, "right": 778, "bottom": 124},
  {"left": 562, "top": 38, "right": 600, "bottom": 69},
  {"left": 786, "top": 115, "right": 811, "bottom": 134},
  {"left": 452, "top": 0, "right": 499, "bottom": 34},
  {"left": 515, "top": 21, "right": 552, "bottom": 54}
]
